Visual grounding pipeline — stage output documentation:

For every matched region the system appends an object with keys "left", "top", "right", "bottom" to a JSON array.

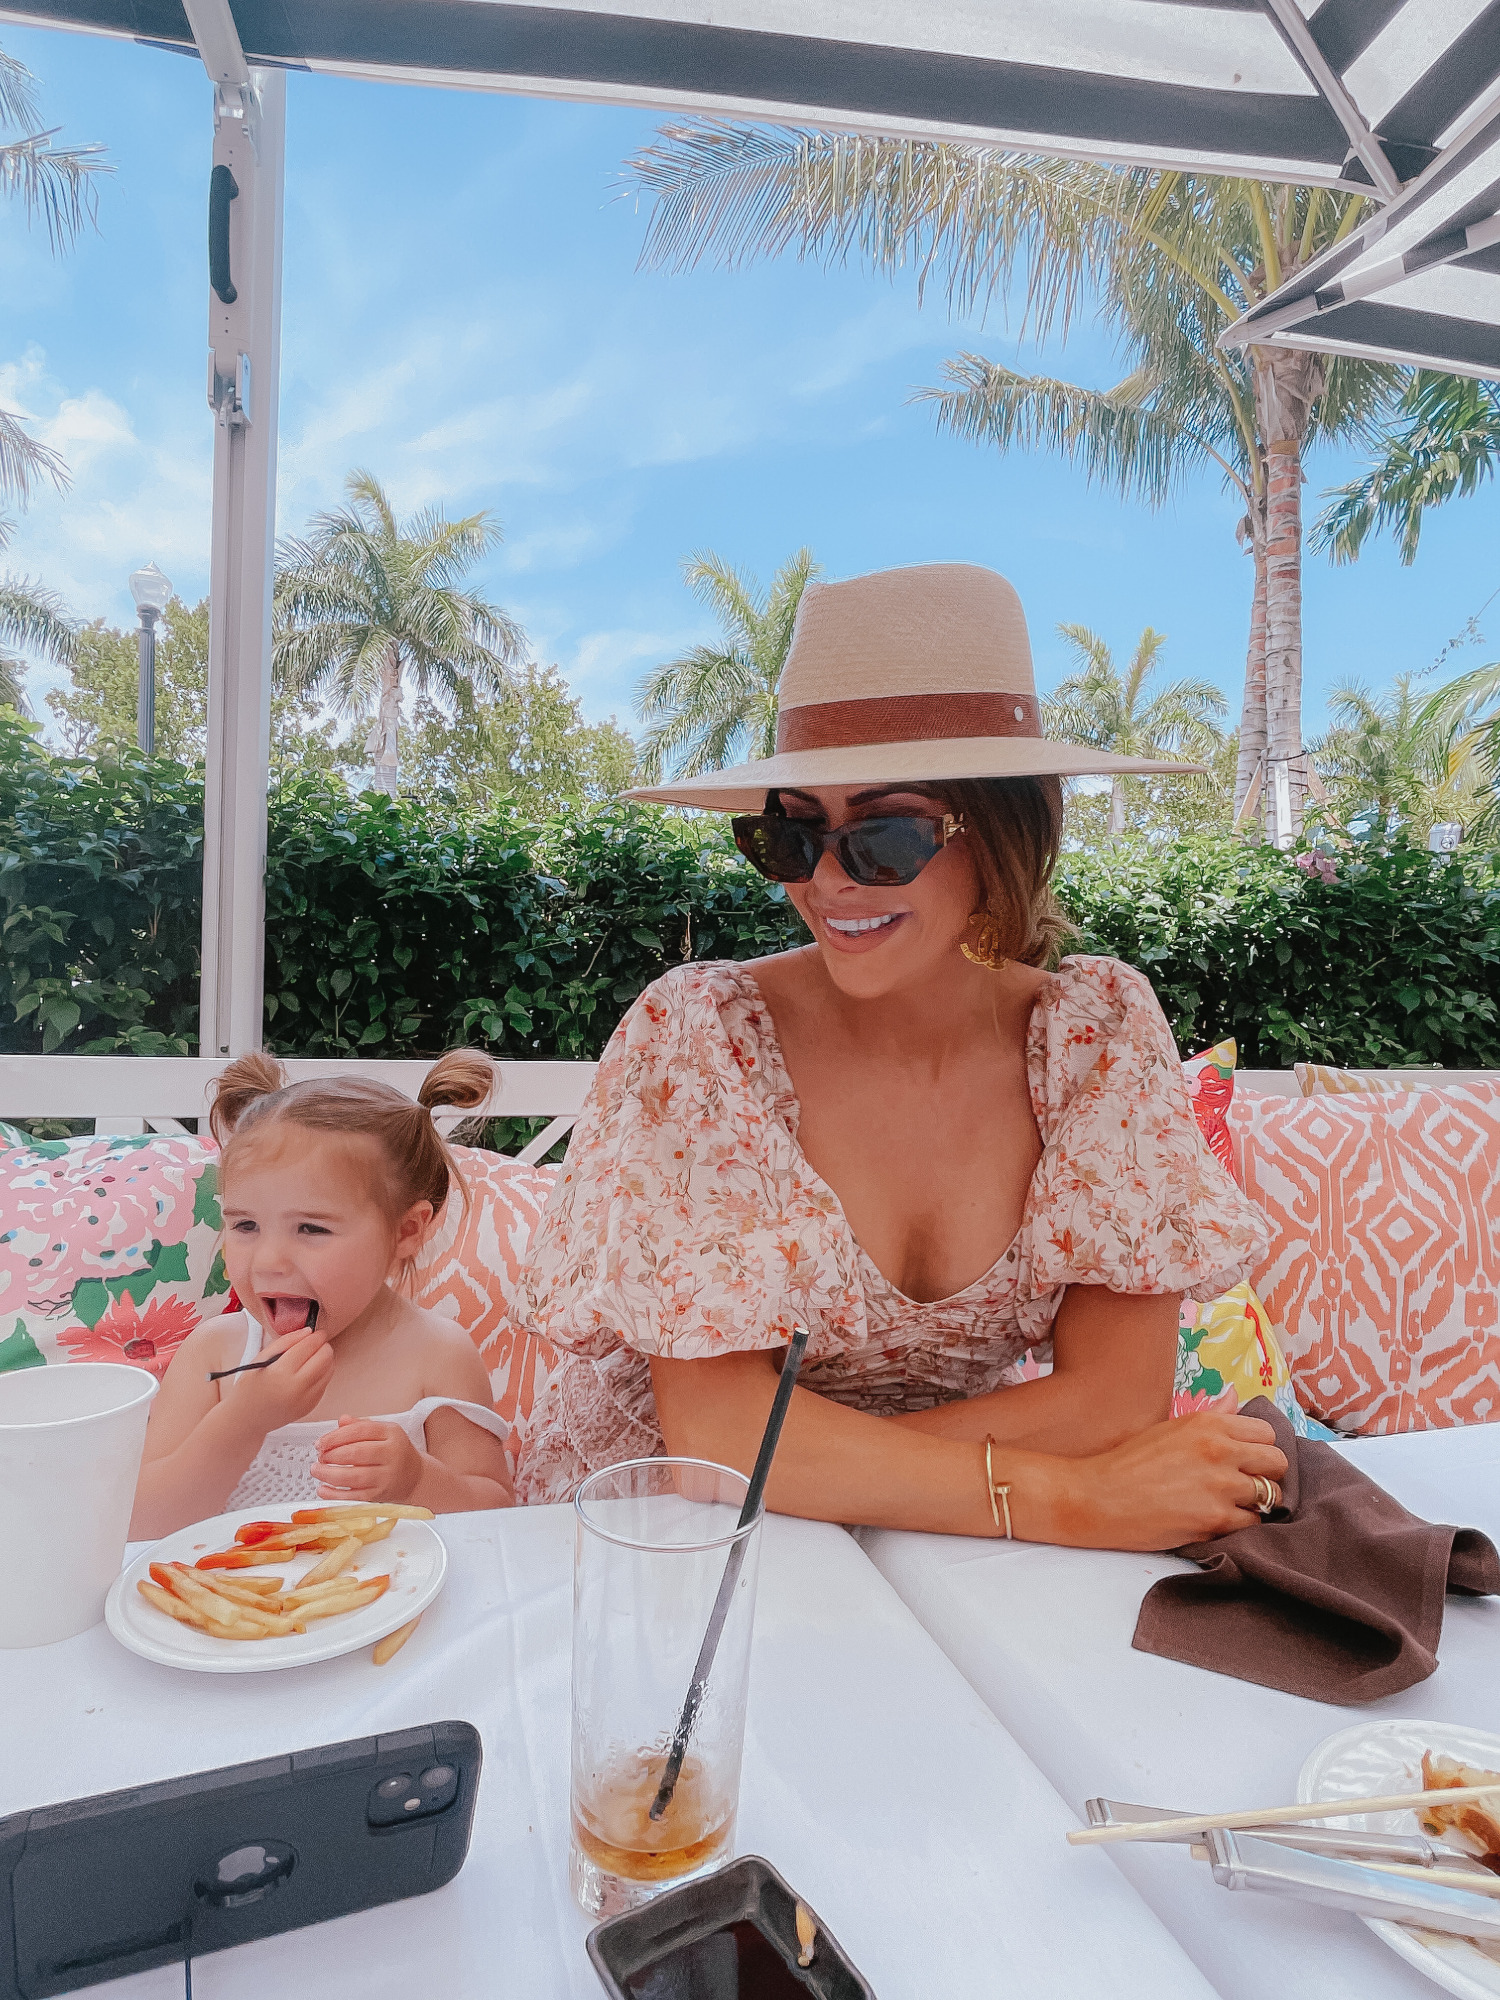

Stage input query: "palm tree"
[
  {"left": 1313, "top": 373, "right": 1500, "bottom": 566},
  {"left": 0, "top": 516, "right": 74, "bottom": 709},
  {"left": 635, "top": 547, "right": 819, "bottom": 780},
  {"left": 272, "top": 470, "right": 525, "bottom": 795},
  {"left": 1310, "top": 673, "right": 1499, "bottom": 848},
  {"left": 623, "top": 129, "right": 1423, "bottom": 837},
  {"left": 1044, "top": 624, "right": 1226, "bottom": 836},
  {"left": 1, "top": 42, "right": 108, "bottom": 508}
]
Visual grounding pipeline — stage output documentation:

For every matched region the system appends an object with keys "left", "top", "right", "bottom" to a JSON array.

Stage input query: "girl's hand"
[
  {"left": 315, "top": 1416, "right": 423, "bottom": 1503},
  {"left": 1071, "top": 1411, "right": 1289, "bottom": 1552},
  {"left": 228, "top": 1326, "right": 334, "bottom": 1435}
]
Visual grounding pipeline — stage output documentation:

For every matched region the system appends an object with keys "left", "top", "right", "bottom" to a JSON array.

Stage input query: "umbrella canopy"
[
  {"left": 5, "top": 0, "right": 1498, "bottom": 196},
  {"left": 1223, "top": 95, "right": 1500, "bottom": 379}
]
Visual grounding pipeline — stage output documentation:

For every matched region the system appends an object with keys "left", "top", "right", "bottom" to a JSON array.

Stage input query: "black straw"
[
  {"left": 207, "top": 1300, "right": 319, "bottom": 1381},
  {"left": 648, "top": 1323, "right": 809, "bottom": 1821}
]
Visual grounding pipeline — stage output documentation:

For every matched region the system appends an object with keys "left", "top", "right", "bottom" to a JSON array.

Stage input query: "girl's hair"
[
  {"left": 925, "top": 775, "right": 1071, "bottom": 968},
  {"left": 209, "top": 1049, "right": 496, "bottom": 1273}
]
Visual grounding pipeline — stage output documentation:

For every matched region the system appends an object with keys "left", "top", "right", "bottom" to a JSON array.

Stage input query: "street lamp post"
[{"left": 128, "top": 562, "right": 173, "bottom": 755}]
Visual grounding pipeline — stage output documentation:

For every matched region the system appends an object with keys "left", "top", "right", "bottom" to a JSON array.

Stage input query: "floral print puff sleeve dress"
[{"left": 512, "top": 954, "right": 1267, "bottom": 1505}]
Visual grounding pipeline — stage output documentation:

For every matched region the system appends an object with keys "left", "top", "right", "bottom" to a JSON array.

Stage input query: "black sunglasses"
[{"left": 730, "top": 805, "right": 965, "bottom": 886}]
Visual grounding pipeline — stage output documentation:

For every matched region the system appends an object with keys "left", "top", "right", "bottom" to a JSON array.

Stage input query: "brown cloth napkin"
[{"left": 1131, "top": 1397, "right": 1500, "bottom": 1704}]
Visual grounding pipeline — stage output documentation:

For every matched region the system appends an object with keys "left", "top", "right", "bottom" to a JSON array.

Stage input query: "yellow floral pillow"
[{"left": 1175, "top": 1282, "right": 1335, "bottom": 1438}]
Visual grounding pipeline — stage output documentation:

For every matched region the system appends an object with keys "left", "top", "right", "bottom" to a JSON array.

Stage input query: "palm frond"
[
  {"left": 0, "top": 570, "right": 75, "bottom": 666},
  {"left": 0, "top": 406, "right": 68, "bottom": 509},
  {"left": 0, "top": 130, "right": 108, "bottom": 253},
  {"left": 921, "top": 357, "right": 1212, "bottom": 506},
  {"left": 1312, "top": 374, "right": 1500, "bottom": 565}
]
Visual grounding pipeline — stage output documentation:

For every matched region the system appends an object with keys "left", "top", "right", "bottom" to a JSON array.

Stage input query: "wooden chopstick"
[
  {"left": 1067, "top": 1783, "right": 1500, "bottom": 1847},
  {"left": 1357, "top": 1860, "right": 1500, "bottom": 1897}
]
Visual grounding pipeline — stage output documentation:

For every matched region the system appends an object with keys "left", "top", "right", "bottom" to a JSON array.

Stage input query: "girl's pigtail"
[
  {"left": 417, "top": 1048, "right": 496, "bottom": 1115},
  {"left": 209, "top": 1051, "right": 289, "bottom": 1147}
]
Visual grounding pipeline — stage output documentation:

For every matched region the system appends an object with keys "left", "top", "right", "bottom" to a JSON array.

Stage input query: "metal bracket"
[{"left": 207, "top": 350, "right": 252, "bottom": 427}]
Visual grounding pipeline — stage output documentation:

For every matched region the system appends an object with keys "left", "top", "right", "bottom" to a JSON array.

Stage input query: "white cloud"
[{"left": 1, "top": 344, "right": 213, "bottom": 631}]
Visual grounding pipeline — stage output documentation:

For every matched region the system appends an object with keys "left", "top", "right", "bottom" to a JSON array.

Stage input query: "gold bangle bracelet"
[{"left": 983, "top": 1435, "right": 1014, "bottom": 1540}]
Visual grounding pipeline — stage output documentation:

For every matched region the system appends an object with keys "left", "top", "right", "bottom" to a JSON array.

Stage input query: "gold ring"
[{"left": 1252, "top": 1475, "right": 1279, "bottom": 1515}]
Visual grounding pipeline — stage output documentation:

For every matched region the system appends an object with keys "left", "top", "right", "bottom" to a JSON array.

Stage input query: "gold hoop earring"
[{"left": 961, "top": 911, "right": 1009, "bottom": 971}]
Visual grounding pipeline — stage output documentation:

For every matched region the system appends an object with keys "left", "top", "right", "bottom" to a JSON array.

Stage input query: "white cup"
[{"left": 0, "top": 1363, "right": 158, "bottom": 1648}]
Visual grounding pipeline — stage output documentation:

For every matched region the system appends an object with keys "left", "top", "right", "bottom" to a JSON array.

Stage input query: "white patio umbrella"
[
  {"left": 1223, "top": 95, "right": 1500, "bottom": 379},
  {"left": 7, "top": 0, "right": 1500, "bottom": 1053}
]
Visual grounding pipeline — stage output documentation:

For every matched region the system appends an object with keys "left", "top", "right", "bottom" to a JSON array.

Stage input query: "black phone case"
[{"left": 0, "top": 1720, "right": 481, "bottom": 1999}]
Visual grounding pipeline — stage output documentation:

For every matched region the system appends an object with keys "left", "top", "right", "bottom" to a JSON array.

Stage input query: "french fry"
[
  {"left": 152, "top": 1563, "right": 241, "bottom": 1628},
  {"left": 291, "top": 1577, "right": 390, "bottom": 1622},
  {"left": 372, "top": 1616, "right": 421, "bottom": 1665},
  {"left": 279, "top": 1577, "right": 358, "bottom": 1606},
  {"left": 194, "top": 1572, "right": 288, "bottom": 1612},
  {"left": 296, "top": 1536, "right": 360, "bottom": 1589},
  {"left": 137, "top": 1579, "right": 268, "bottom": 1642},
  {"left": 356, "top": 1517, "right": 395, "bottom": 1546},
  {"left": 218, "top": 1574, "right": 284, "bottom": 1594},
  {"left": 195, "top": 1546, "right": 294, "bottom": 1570},
  {"left": 292, "top": 1503, "right": 433, "bottom": 1523},
  {"left": 139, "top": 1578, "right": 210, "bottom": 1629},
  {"left": 233, "top": 1519, "right": 294, "bottom": 1545}
]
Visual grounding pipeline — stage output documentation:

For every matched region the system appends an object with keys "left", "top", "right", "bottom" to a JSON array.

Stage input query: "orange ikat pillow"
[
  {"left": 412, "top": 1146, "right": 564, "bottom": 1434},
  {"left": 1229, "top": 1078, "right": 1500, "bottom": 1433}
]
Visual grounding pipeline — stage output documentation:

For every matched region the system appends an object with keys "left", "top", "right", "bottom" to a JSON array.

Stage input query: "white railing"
[
  {"left": 1, "top": 1058, "right": 1492, "bottom": 1162},
  {"left": 0, "top": 1056, "right": 598, "bottom": 1166}
]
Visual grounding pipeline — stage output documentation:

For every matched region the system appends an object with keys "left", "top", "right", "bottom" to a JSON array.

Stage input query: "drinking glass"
[{"left": 570, "top": 1457, "right": 761, "bottom": 1919}]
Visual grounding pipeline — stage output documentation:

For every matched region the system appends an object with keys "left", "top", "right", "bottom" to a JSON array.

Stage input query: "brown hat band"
[{"left": 776, "top": 690, "right": 1040, "bottom": 755}]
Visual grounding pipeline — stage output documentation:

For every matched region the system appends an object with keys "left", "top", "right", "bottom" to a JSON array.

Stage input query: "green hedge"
[{"left": 2, "top": 714, "right": 1497, "bottom": 1070}]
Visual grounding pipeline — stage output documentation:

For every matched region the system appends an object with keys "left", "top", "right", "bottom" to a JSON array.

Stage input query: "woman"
[{"left": 515, "top": 563, "right": 1286, "bottom": 1547}]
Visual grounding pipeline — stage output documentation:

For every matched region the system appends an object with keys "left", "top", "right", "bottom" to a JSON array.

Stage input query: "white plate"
[
  {"left": 1299, "top": 1719, "right": 1500, "bottom": 2000},
  {"left": 106, "top": 1506, "right": 447, "bottom": 1674}
]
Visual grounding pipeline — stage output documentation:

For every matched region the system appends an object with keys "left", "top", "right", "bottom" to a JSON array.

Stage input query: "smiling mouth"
[{"left": 823, "top": 913, "right": 903, "bottom": 936}]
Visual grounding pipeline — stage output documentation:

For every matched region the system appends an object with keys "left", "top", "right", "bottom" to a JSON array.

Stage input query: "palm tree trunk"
[
  {"left": 1251, "top": 347, "right": 1324, "bottom": 847},
  {"left": 1235, "top": 514, "right": 1268, "bottom": 828},
  {"left": 1108, "top": 776, "right": 1127, "bottom": 836},
  {"left": 374, "top": 643, "right": 402, "bottom": 796},
  {"left": 1263, "top": 438, "right": 1305, "bottom": 845}
]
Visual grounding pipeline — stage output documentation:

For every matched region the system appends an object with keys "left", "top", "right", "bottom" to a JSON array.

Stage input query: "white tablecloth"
[
  {"left": 860, "top": 1423, "right": 1500, "bottom": 2000},
  {"left": 0, "top": 1508, "right": 1219, "bottom": 1999}
]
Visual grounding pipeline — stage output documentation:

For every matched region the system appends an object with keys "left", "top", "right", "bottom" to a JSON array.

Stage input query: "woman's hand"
[
  {"left": 314, "top": 1416, "right": 423, "bottom": 1503},
  {"left": 228, "top": 1325, "right": 335, "bottom": 1436},
  {"left": 1068, "top": 1411, "right": 1289, "bottom": 1552}
]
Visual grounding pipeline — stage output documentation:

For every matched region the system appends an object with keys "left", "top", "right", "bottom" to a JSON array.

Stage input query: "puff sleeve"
[
  {"left": 516, "top": 962, "right": 867, "bottom": 1363},
  {"left": 1018, "top": 957, "right": 1268, "bottom": 1311}
]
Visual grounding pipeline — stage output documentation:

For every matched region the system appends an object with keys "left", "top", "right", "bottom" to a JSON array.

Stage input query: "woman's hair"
[
  {"left": 209, "top": 1049, "right": 496, "bottom": 1274},
  {"left": 927, "top": 775, "right": 1071, "bottom": 968}
]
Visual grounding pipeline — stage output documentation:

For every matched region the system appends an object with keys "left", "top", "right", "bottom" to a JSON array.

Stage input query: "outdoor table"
[
  {"left": 859, "top": 1423, "right": 1500, "bottom": 2000},
  {"left": 0, "top": 1508, "right": 1220, "bottom": 1999}
]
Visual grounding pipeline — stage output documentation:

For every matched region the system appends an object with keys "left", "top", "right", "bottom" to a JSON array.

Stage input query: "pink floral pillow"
[
  {"left": 0, "top": 1132, "right": 226, "bottom": 1378},
  {"left": 0, "top": 1130, "right": 565, "bottom": 1452}
]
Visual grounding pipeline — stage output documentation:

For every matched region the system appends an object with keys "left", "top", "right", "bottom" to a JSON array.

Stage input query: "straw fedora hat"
[{"left": 626, "top": 562, "right": 1202, "bottom": 812}]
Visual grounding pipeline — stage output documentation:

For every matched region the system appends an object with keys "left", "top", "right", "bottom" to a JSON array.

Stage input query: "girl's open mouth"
[{"left": 265, "top": 1295, "right": 316, "bottom": 1337}]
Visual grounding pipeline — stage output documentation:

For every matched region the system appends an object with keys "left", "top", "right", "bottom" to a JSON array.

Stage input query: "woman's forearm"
[
  {"left": 890, "top": 1371, "right": 1144, "bottom": 1455},
  {"left": 130, "top": 1402, "right": 264, "bottom": 1539},
  {"left": 650, "top": 1353, "right": 1085, "bottom": 1541}
]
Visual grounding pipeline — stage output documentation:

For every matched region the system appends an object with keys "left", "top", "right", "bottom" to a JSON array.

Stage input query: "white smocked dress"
[{"left": 221, "top": 1313, "right": 512, "bottom": 1509}]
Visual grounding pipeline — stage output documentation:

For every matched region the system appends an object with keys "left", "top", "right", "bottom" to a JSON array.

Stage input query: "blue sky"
[{"left": 3, "top": 19, "right": 1498, "bottom": 743}]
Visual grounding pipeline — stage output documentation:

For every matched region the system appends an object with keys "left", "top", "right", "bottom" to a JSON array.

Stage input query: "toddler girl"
[{"left": 131, "top": 1051, "right": 514, "bottom": 1538}]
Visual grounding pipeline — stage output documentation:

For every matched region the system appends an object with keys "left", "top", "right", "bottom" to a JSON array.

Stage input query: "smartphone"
[{"left": 0, "top": 1720, "right": 480, "bottom": 1999}]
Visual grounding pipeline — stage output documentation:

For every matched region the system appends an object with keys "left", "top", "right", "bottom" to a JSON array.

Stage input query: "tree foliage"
[
  {"left": 45, "top": 595, "right": 338, "bottom": 772},
  {"left": 398, "top": 662, "right": 636, "bottom": 814},
  {"left": 635, "top": 547, "right": 818, "bottom": 779},
  {"left": 273, "top": 470, "right": 525, "bottom": 795},
  {"left": 1, "top": 715, "right": 1495, "bottom": 1071},
  {"left": 1043, "top": 623, "right": 1226, "bottom": 837},
  {"left": 1314, "top": 373, "right": 1500, "bottom": 566}
]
